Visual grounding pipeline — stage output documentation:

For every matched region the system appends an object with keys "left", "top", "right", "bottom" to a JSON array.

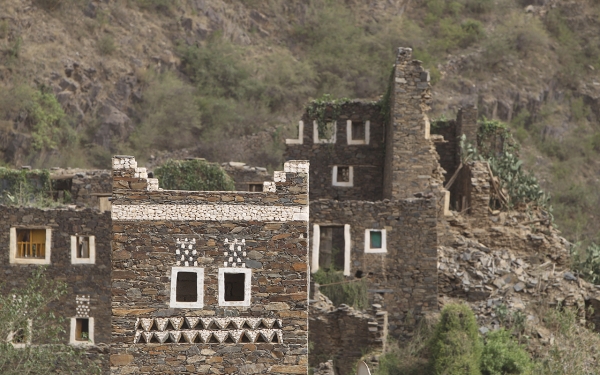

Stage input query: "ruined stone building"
[{"left": 109, "top": 155, "right": 309, "bottom": 374}]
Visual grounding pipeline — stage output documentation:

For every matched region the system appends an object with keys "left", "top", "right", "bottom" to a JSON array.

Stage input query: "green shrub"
[
  {"left": 153, "top": 159, "right": 235, "bottom": 191},
  {"left": 312, "top": 268, "right": 368, "bottom": 309},
  {"left": 571, "top": 242, "right": 600, "bottom": 284},
  {"left": 97, "top": 35, "right": 116, "bottom": 55},
  {"left": 480, "top": 329, "right": 532, "bottom": 375},
  {"left": 429, "top": 303, "right": 482, "bottom": 375}
]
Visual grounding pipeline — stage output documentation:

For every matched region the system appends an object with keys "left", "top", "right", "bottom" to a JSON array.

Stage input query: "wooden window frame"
[
  {"left": 9, "top": 228, "right": 51, "bottom": 265},
  {"left": 71, "top": 235, "right": 96, "bottom": 264}
]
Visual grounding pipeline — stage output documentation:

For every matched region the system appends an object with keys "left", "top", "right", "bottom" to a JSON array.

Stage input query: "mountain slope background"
[{"left": 1, "top": 0, "right": 600, "bottom": 248}]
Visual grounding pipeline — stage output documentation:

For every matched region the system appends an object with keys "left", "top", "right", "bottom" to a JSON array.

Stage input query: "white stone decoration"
[
  {"left": 213, "top": 331, "right": 228, "bottom": 343},
  {"left": 224, "top": 238, "right": 247, "bottom": 268},
  {"left": 175, "top": 237, "right": 198, "bottom": 266},
  {"left": 218, "top": 267, "right": 252, "bottom": 307},
  {"left": 169, "top": 330, "right": 182, "bottom": 343},
  {"left": 262, "top": 181, "right": 276, "bottom": 193},
  {"left": 134, "top": 330, "right": 142, "bottom": 344},
  {"left": 183, "top": 330, "right": 197, "bottom": 344},
  {"left": 75, "top": 295, "right": 90, "bottom": 317},
  {"left": 230, "top": 318, "right": 245, "bottom": 329},
  {"left": 285, "top": 121, "right": 304, "bottom": 145},
  {"left": 258, "top": 329, "right": 276, "bottom": 342},
  {"left": 155, "top": 318, "right": 169, "bottom": 332},
  {"left": 184, "top": 317, "right": 199, "bottom": 330},
  {"left": 200, "top": 318, "right": 214, "bottom": 330},
  {"left": 142, "top": 331, "right": 153, "bottom": 343},
  {"left": 155, "top": 331, "right": 169, "bottom": 344},
  {"left": 214, "top": 318, "right": 231, "bottom": 329},
  {"left": 199, "top": 330, "right": 212, "bottom": 343},
  {"left": 169, "top": 267, "right": 204, "bottom": 309},
  {"left": 273, "top": 171, "right": 286, "bottom": 183},
  {"left": 140, "top": 318, "right": 154, "bottom": 332},
  {"left": 229, "top": 330, "right": 244, "bottom": 343},
  {"left": 245, "top": 318, "right": 262, "bottom": 329},
  {"left": 261, "top": 318, "right": 276, "bottom": 328},
  {"left": 169, "top": 317, "right": 184, "bottom": 330},
  {"left": 284, "top": 160, "right": 309, "bottom": 174},
  {"left": 244, "top": 330, "right": 259, "bottom": 343},
  {"left": 112, "top": 204, "right": 309, "bottom": 222}
]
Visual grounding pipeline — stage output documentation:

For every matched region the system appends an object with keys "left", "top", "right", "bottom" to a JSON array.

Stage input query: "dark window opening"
[
  {"left": 352, "top": 122, "right": 366, "bottom": 140},
  {"left": 248, "top": 184, "right": 263, "bottom": 192},
  {"left": 12, "top": 328, "right": 27, "bottom": 344},
  {"left": 370, "top": 231, "right": 382, "bottom": 249},
  {"left": 76, "top": 236, "right": 90, "bottom": 258},
  {"left": 176, "top": 272, "right": 198, "bottom": 302},
  {"left": 355, "top": 270, "right": 364, "bottom": 278},
  {"left": 319, "top": 226, "right": 345, "bottom": 270},
  {"left": 75, "top": 318, "right": 89, "bottom": 341},
  {"left": 224, "top": 273, "right": 245, "bottom": 301},
  {"left": 337, "top": 167, "right": 350, "bottom": 183}
]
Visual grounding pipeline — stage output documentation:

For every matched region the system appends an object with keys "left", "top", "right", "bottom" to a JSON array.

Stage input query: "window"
[
  {"left": 286, "top": 120, "right": 304, "bottom": 145},
  {"left": 364, "top": 229, "right": 387, "bottom": 253},
  {"left": 9, "top": 228, "right": 51, "bottom": 264},
  {"left": 248, "top": 183, "right": 263, "bottom": 192},
  {"left": 98, "top": 196, "right": 111, "bottom": 213},
  {"left": 311, "top": 224, "right": 351, "bottom": 276},
  {"left": 332, "top": 166, "right": 353, "bottom": 187},
  {"left": 70, "top": 317, "right": 94, "bottom": 346},
  {"left": 313, "top": 121, "right": 336, "bottom": 144},
  {"left": 218, "top": 268, "right": 251, "bottom": 307},
  {"left": 8, "top": 319, "right": 32, "bottom": 348},
  {"left": 347, "top": 120, "right": 370, "bottom": 145},
  {"left": 169, "top": 267, "right": 204, "bottom": 308},
  {"left": 71, "top": 235, "right": 96, "bottom": 264}
]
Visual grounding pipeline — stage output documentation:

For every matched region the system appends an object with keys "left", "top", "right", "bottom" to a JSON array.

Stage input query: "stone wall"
[
  {"left": 284, "top": 101, "right": 385, "bottom": 201},
  {"left": 310, "top": 198, "right": 438, "bottom": 337},
  {"left": 309, "top": 291, "right": 386, "bottom": 375},
  {"left": 383, "top": 47, "right": 444, "bottom": 200},
  {"left": 431, "top": 120, "right": 458, "bottom": 185},
  {"left": 51, "top": 168, "right": 112, "bottom": 209},
  {"left": 0, "top": 205, "right": 112, "bottom": 372},
  {"left": 110, "top": 156, "right": 309, "bottom": 375},
  {"left": 221, "top": 161, "right": 272, "bottom": 192}
]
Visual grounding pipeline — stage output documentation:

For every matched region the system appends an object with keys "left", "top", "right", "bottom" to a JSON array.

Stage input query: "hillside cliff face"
[{"left": 1, "top": 0, "right": 599, "bottom": 244}]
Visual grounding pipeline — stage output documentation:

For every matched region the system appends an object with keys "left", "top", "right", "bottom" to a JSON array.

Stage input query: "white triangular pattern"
[
  {"left": 246, "top": 318, "right": 262, "bottom": 329},
  {"left": 276, "top": 330, "right": 283, "bottom": 343},
  {"left": 142, "top": 331, "right": 153, "bottom": 343},
  {"left": 134, "top": 318, "right": 140, "bottom": 330},
  {"left": 213, "top": 318, "right": 230, "bottom": 329},
  {"left": 230, "top": 317, "right": 245, "bottom": 329},
  {"left": 199, "top": 330, "right": 212, "bottom": 343},
  {"left": 200, "top": 318, "right": 214, "bottom": 330},
  {"left": 276, "top": 319, "right": 283, "bottom": 328},
  {"left": 244, "top": 330, "right": 259, "bottom": 343},
  {"left": 259, "top": 329, "right": 276, "bottom": 342},
  {"left": 155, "top": 331, "right": 169, "bottom": 343},
  {"left": 262, "top": 318, "right": 276, "bottom": 328},
  {"left": 213, "top": 331, "right": 228, "bottom": 343},
  {"left": 183, "top": 330, "right": 198, "bottom": 344},
  {"left": 185, "top": 317, "right": 200, "bottom": 329},
  {"left": 229, "top": 330, "right": 244, "bottom": 343},
  {"left": 155, "top": 318, "right": 169, "bottom": 332},
  {"left": 134, "top": 330, "right": 142, "bottom": 343},
  {"left": 169, "top": 330, "right": 182, "bottom": 343},
  {"left": 140, "top": 318, "right": 154, "bottom": 332},
  {"left": 169, "top": 317, "right": 184, "bottom": 330}
]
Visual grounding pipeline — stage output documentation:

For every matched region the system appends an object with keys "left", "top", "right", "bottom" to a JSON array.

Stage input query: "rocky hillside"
[{"left": 1, "top": 0, "right": 599, "bottom": 246}]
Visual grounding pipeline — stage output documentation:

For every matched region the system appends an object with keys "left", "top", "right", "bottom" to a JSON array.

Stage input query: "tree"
[{"left": 0, "top": 268, "right": 101, "bottom": 374}]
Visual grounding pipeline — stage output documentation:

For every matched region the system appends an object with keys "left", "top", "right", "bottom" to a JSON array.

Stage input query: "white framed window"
[
  {"left": 286, "top": 121, "right": 304, "bottom": 145},
  {"left": 313, "top": 121, "right": 336, "bottom": 144},
  {"left": 364, "top": 229, "right": 387, "bottom": 254},
  {"left": 70, "top": 317, "right": 94, "bottom": 346},
  {"left": 311, "top": 224, "right": 351, "bottom": 276},
  {"left": 347, "top": 120, "right": 370, "bottom": 145},
  {"left": 170, "top": 267, "right": 204, "bottom": 309},
  {"left": 218, "top": 268, "right": 251, "bottom": 307},
  {"left": 332, "top": 166, "right": 353, "bottom": 187},
  {"left": 9, "top": 228, "right": 51, "bottom": 265},
  {"left": 71, "top": 235, "right": 96, "bottom": 264},
  {"left": 7, "top": 319, "right": 32, "bottom": 348}
]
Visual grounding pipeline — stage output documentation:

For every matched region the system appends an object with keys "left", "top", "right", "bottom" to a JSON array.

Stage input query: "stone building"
[{"left": 109, "top": 155, "right": 309, "bottom": 374}]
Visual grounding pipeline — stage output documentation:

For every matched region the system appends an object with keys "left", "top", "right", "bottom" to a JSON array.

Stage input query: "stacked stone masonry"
[{"left": 110, "top": 155, "right": 309, "bottom": 375}]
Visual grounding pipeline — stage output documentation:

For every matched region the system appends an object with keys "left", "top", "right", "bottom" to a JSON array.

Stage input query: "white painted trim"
[
  {"left": 8, "top": 319, "right": 32, "bottom": 348},
  {"left": 218, "top": 268, "right": 252, "bottom": 307},
  {"left": 344, "top": 224, "right": 351, "bottom": 276},
  {"left": 313, "top": 121, "right": 336, "bottom": 144},
  {"left": 70, "top": 235, "right": 96, "bottom": 264},
  {"left": 286, "top": 121, "right": 304, "bottom": 144},
  {"left": 311, "top": 224, "right": 320, "bottom": 273},
  {"left": 9, "top": 228, "right": 51, "bottom": 265},
  {"left": 112, "top": 204, "right": 309, "bottom": 222},
  {"left": 332, "top": 166, "right": 354, "bottom": 187},
  {"left": 424, "top": 115, "right": 430, "bottom": 140},
  {"left": 69, "top": 317, "right": 94, "bottom": 346},
  {"left": 364, "top": 229, "right": 387, "bottom": 254},
  {"left": 347, "top": 120, "right": 370, "bottom": 145},
  {"left": 169, "top": 267, "right": 204, "bottom": 309},
  {"left": 444, "top": 190, "right": 451, "bottom": 216}
]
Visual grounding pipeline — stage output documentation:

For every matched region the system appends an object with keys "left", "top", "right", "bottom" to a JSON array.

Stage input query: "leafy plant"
[
  {"left": 480, "top": 329, "right": 533, "bottom": 375},
  {"left": 306, "top": 94, "right": 351, "bottom": 139},
  {"left": 312, "top": 268, "right": 368, "bottom": 310},
  {"left": 153, "top": 159, "right": 235, "bottom": 191},
  {"left": 97, "top": 35, "right": 116, "bottom": 55},
  {"left": 571, "top": 242, "right": 600, "bottom": 284},
  {"left": 429, "top": 303, "right": 482, "bottom": 375}
]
